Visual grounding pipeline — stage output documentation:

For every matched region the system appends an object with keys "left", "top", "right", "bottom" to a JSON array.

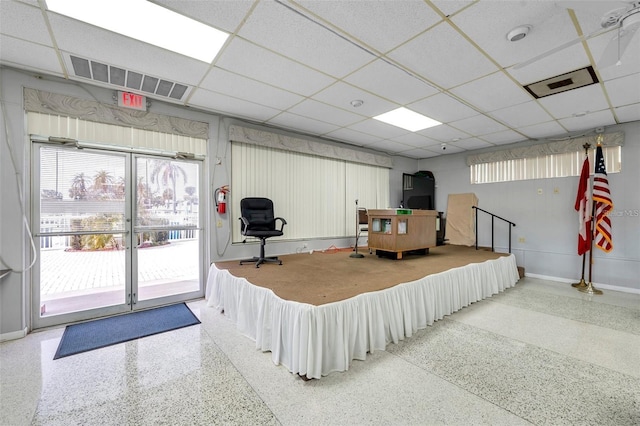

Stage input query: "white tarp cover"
[{"left": 445, "top": 193, "right": 479, "bottom": 246}]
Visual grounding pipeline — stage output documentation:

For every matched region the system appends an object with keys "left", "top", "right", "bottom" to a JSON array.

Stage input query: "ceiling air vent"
[
  {"left": 523, "top": 66, "right": 598, "bottom": 99},
  {"left": 69, "top": 55, "right": 190, "bottom": 101}
]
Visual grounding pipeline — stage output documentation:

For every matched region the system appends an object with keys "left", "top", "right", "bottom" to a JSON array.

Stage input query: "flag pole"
[
  {"left": 580, "top": 201, "right": 602, "bottom": 295},
  {"left": 572, "top": 142, "right": 591, "bottom": 289},
  {"left": 580, "top": 137, "right": 605, "bottom": 295}
]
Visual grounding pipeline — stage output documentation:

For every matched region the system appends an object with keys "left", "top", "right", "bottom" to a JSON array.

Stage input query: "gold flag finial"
[{"left": 596, "top": 133, "right": 604, "bottom": 146}]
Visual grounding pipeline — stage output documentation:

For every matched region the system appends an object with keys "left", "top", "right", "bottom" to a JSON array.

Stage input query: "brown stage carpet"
[{"left": 214, "top": 245, "right": 510, "bottom": 306}]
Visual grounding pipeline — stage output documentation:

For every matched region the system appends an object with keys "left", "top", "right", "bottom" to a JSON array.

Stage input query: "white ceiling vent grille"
[
  {"left": 69, "top": 55, "right": 189, "bottom": 101},
  {"left": 523, "top": 66, "right": 599, "bottom": 99}
]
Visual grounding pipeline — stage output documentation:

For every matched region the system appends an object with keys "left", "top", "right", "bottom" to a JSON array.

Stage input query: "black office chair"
[{"left": 238, "top": 197, "right": 287, "bottom": 268}]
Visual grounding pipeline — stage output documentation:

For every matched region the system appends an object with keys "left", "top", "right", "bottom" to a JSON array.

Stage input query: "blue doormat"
[{"left": 54, "top": 303, "right": 200, "bottom": 359}]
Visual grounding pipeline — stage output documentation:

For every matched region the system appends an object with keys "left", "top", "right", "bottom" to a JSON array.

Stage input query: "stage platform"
[{"left": 206, "top": 245, "right": 520, "bottom": 379}]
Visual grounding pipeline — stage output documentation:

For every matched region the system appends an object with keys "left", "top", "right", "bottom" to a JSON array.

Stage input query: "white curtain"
[{"left": 231, "top": 142, "right": 389, "bottom": 242}]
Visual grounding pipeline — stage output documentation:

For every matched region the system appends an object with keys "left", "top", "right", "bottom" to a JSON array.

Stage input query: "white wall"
[{"left": 418, "top": 121, "right": 640, "bottom": 292}]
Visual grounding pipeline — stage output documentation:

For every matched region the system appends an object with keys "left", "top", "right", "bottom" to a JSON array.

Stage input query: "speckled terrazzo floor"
[{"left": 1, "top": 277, "right": 639, "bottom": 426}]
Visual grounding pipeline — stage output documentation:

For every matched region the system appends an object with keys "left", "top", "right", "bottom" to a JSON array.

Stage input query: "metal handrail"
[{"left": 472, "top": 206, "right": 516, "bottom": 253}]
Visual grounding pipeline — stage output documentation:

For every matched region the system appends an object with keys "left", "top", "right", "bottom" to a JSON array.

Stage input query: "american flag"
[{"left": 592, "top": 145, "right": 613, "bottom": 252}]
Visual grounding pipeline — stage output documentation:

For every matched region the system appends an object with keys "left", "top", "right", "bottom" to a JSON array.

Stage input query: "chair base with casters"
[{"left": 239, "top": 236, "right": 282, "bottom": 267}]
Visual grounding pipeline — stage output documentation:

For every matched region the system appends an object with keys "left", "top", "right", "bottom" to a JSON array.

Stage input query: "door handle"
[{"left": 132, "top": 292, "right": 137, "bottom": 305}]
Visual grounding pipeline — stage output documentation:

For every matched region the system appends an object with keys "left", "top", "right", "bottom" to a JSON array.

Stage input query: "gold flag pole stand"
[{"left": 573, "top": 142, "right": 591, "bottom": 289}]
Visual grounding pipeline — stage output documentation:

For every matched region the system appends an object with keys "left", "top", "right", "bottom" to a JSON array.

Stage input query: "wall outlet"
[
  {"left": 518, "top": 237, "right": 525, "bottom": 243},
  {"left": 216, "top": 220, "right": 222, "bottom": 228},
  {"left": 303, "top": 243, "right": 308, "bottom": 248},
  {"left": 537, "top": 188, "right": 543, "bottom": 195},
  {"left": 554, "top": 187, "right": 559, "bottom": 194}
]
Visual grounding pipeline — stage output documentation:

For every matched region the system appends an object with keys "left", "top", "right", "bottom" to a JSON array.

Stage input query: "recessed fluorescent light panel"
[
  {"left": 46, "top": 0, "right": 229, "bottom": 63},
  {"left": 373, "top": 107, "right": 441, "bottom": 132}
]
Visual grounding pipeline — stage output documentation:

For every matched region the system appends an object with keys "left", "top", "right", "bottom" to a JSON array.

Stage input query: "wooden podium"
[{"left": 367, "top": 209, "right": 437, "bottom": 259}]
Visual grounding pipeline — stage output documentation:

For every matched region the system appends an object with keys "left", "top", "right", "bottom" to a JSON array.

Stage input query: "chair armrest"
[{"left": 275, "top": 217, "right": 287, "bottom": 231}]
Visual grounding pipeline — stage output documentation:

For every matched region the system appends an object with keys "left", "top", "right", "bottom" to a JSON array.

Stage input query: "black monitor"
[{"left": 403, "top": 172, "right": 435, "bottom": 210}]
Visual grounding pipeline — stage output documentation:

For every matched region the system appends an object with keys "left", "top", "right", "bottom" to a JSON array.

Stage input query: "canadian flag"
[{"left": 574, "top": 156, "right": 591, "bottom": 255}]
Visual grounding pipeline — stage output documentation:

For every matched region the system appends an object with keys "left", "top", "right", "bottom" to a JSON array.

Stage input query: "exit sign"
[{"left": 117, "top": 91, "right": 146, "bottom": 111}]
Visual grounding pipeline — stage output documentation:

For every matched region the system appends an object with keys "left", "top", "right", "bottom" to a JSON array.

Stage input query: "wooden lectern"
[{"left": 367, "top": 209, "right": 437, "bottom": 260}]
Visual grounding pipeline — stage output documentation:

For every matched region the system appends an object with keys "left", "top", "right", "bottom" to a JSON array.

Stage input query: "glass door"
[
  {"left": 132, "top": 157, "right": 201, "bottom": 309},
  {"left": 34, "top": 145, "right": 131, "bottom": 328},
  {"left": 33, "top": 145, "right": 204, "bottom": 329}
]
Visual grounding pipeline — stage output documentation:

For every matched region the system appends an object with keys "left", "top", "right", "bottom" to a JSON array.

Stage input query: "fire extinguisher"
[{"left": 214, "top": 185, "right": 229, "bottom": 214}]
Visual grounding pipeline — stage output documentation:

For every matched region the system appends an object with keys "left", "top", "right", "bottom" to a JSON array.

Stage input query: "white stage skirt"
[{"left": 206, "top": 254, "right": 520, "bottom": 379}]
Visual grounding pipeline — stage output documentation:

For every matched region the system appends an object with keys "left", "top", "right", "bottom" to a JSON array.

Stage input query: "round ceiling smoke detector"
[
  {"left": 507, "top": 25, "right": 531, "bottom": 42},
  {"left": 350, "top": 99, "right": 364, "bottom": 108}
]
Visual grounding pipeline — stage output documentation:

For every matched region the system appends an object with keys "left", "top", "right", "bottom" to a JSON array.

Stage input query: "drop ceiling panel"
[
  {"left": 286, "top": 99, "right": 364, "bottom": 127},
  {"left": 388, "top": 23, "right": 499, "bottom": 89},
  {"left": 615, "top": 104, "right": 640, "bottom": 123},
  {"left": 518, "top": 121, "right": 568, "bottom": 139},
  {"left": 267, "top": 112, "right": 340, "bottom": 136},
  {"left": 215, "top": 38, "right": 334, "bottom": 96},
  {"left": 296, "top": 0, "right": 441, "bottom": 53},
  {"left": 200, "top": 67, "right": 304, "bottom": 110},
  {"left": 588, "top": 31, "right": 640, "bottom": 81},
  {"left": 48, "top": 15, "right": 209, "bottom": 86},
  {"left": 418, "top": 124, "right": 470, "bottom": 143},
  {"left": 451, "top": 2, "right": 576, "bottom": 68},
  {"left": 0, "top": 1, "right": 52, "bottom": 46},
  {"left": 507, "top": 43, "right": 591, "bottom": 86},
  {"left": 344, "top": 59, "right": 438, "bottom": 105},
  {"left": 489, "top": 101, "right": 553, "bottom": 128},
  {"left": 481, "top": 129, "right": 528, "bottom": 145},
  {"left": 408, "top": 93, "right": 478, "bottom": 124},
  {"left": 0, "top": 36, "right": 63, "bottom": 77},
  {"left": 450, "top": 138, "right": 493, "bottom": 150},
  {"left": 347, "top": 119, "right": 411, "bottom": 140},
  {"left": 324, "top": 128, "right": 383, "bottom": 147},
  {"left": 188, "top": 89, "right": 280, "bottom": 122},
  {"left": 311, "top": 82, "right": 397, "bottom": 117},
  {"left": 365, "top": 139, "right": 414, "bottom": 154},
  {"left": 537, "top": 84, "right": 610, "bottom": 119},
  {"left": 604, "top": 74, "right": 640, "bottom": 107},
  {"left": 238, "top": 1, "right": 373, "bottom": 78},
  {"left": 450, "top": 114, "right": 509, "bottom": 136},
  {"left": 431, "top": 1, "right": 475, "bottom": 18},
  {"left": 396, "top": 147, "right": 442, "bottom": 159},
  {"left": 391, "top": 132, "right": 440, "bottom": 149},
  {"left": 450, "top": 72, "right": 531, "bottom": 112},
  {"left": 558, "top": 109, "right": 616, "bottom": 131}
]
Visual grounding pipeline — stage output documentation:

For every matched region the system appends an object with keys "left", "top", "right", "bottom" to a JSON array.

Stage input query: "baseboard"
[
  {"left": 0, "top": 327, "right": 28, "bottom": 342},
  {"left": 525, "top": 273, "right": 640, "bottom": 295}
]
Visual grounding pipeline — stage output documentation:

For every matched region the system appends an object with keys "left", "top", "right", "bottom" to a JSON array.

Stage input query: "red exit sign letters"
[{"left": 117, "top": 91, "right": 146, "bottom": 111}]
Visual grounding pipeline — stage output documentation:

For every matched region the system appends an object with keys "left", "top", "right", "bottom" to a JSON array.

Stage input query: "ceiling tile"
[
  {"left": 615, "top": 104, "right": 640, "bottom": 123},
  {"left": 0, "top": 1, "right": 52, "bottom": 46},
  {"left": 215, "top": 38, "right": 334, "bottom": 96},
  {"left": 450, "top": 114, "right": 509, "bottom": 136},
  {"left": 296, "top": 0, "right": 441, "bottom": 53},
  {"left": 587, "top": 31, "right": 640, "bottom": 81},
  {"left": 347, "top": 118, "right": 412, "bottom": 140},
  {"left": 450, "top": 138, "right": 493, "bottom": 150},
  {"left": 365, "top": 139, "right": 415, "bottom": 154},
  {"left": 188, "top": 89, "right": 279, "bottom": 122},
  {"left": 431, "top": 1, "right": 475, "bottom": 17},
  {"left": 450, "top": 72, "right": 532, "bottom": 112},
  {"left": 0, "top": 36, "right": 63, "bottom": 76},
  {"left": 390, "top": 132, "right": 439, "bottom": 149},
  {"left": 286, "top": 99, "right": 364, "bottom": 127},
  {"left": 481, "top": 130, "right": 528, "bottom": 145},
  {"left": 324, "top": 128, "right": 383, "bottom": 146},
  {"left": 397, "top": 147, "right": 442, "bottom": 159},
  {"left": 408, "top": 93, "right": 478, "bottom": 123},
  {"left": 489, "top": 101, "right": 553, "bottom": 128},
  {"left": 267, "top": 112, "right": 340, "bottom": 136},
  {"left": 238, "top": 1, "right": 373, "bottom": 78},
  {"left": 418, "top": 124, "right": 470, "bottom": 142},
  {"left": 538, "top": 84, "right": 610, "bottom": 119},
  {"left": 604, "top": 73, "right": 640, "bottom": 107},
  {"left": 558, "top": 109, "right": 616, "bottom": 131},
  {"left": 200, "top": 67, "right": 304, "bottom": 110},
  {"left": 311, "top": 82, "right": 398, "bottom": 117},
  {"left": 388, "top": 22, "right": 499, "bottom": 89},
  {"left": 344, "top": 59, "right": 438, "bottom": 105},
  {"left": 518, "top": 121, "right": 568, "bottom": 140},
  {"left": 424, "top": 144, "right": 465, "bottom": 155}
]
